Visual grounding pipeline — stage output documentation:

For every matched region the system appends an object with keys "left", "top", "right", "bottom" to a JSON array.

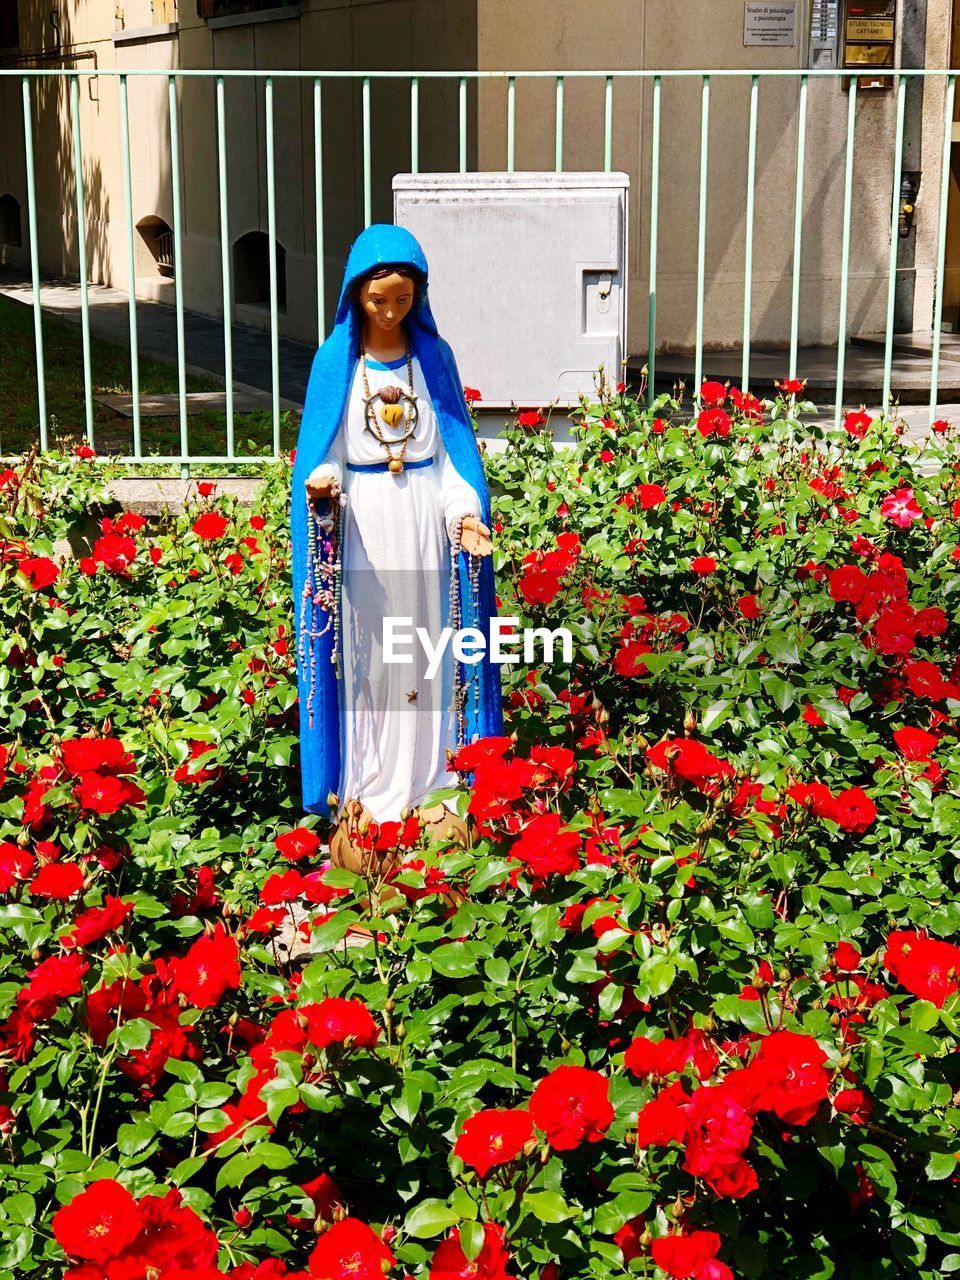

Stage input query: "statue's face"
[{"left": 358, "top": 271, "right": 416, "bottom": 334}]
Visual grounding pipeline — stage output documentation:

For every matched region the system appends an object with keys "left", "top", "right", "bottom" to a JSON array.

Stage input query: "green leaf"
[
  {"left": 523, "top": 1191, "right": 575, "bottom": 1224},
  {"left": 925, "top": 1151, "right": 958, "bottom": 1181},
  {"left": 404, "top": 1199, "right": 460, "bottom": 1238}
]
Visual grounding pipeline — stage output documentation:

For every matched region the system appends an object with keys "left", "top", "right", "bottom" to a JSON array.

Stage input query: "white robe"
[{"left": 307, "top": 353, "right": 482, "bottom": 822}]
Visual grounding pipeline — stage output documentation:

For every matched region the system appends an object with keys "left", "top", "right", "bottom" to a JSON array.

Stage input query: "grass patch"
[{"left": 0, "top": 294, "right": 299, "bottom": 464}]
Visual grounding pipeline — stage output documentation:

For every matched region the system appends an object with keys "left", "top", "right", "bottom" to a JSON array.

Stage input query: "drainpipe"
[{"left": 894, "top": 0, "right": 927, "bottom": 332}]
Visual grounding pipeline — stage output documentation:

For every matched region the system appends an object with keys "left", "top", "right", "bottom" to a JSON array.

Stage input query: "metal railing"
[{"left": 1, "top": 67, "right": 957, "bottom": 466}]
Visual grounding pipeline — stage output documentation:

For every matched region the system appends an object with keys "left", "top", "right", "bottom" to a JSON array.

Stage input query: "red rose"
[
  {"left": 737, "top": 593, "right": 762, "bottom": 619},
  {"left": 831, "top": 787, "right": 877, "bottom": 834},
  {"left": 691, "top": 556, "right": 717, "bottom": 576},
  {"left": 624, "top": 1035, "right": 688, "bottom": 1079},
  {"left": 30, "top": 860, "right": 84, "bottom": 900},
  {"left": 167, "top": 924, "right": 241, "bottom": 1009},
  {"left": 74, "top": 772, "right": 146, "bottom": 815},
  {"left": 261, "top": 869, "right": 307, "bottom": 905},
  {"left": 275, "top": 826, "right": 322, "bottom": 862},
  {"left": 62, "top": 897, "right": 134, "bottom": 949},
  {"left": 635, "top": 1080, "right": 691, "bottom": 1148},
  {"left": 0, "top": 841, "right": 35, "bottom": 892},
  {"left": 613, "top": 1215, "right": 647, "bottom": 1262},
  {"left": 637, "top": 483, "right": 667, "bottom": 509},
  {"left": 300, "top": 1173, "right": 344, "bottom": 1223},
  {"left": 308, "top": 1217, "right": 395, "bottom": 1280},
  {"left": 509, "top": 813, "right": 581, "bottom": 883},
  {"left": 430, "top": 1223, "right": 511, "bottom": 1280},
  {"left": 301, "top": 997, "right": 381, "bottom": 1050},
  {"left": 454, "top": 1107, "right": 535, "bottom": 1178},
  {"left": 192, "top": 512, "right": 229, "bottom": 541},
  {"left": 828, "top": 565, "right": 867, "bottom": 603},
  {"left": 894, "top": 726, "right": 938, "bottom": 761},
  {"left": 778, "top": 378, "right": 805, "bottom": 396},
  {"left": 696, "top": 408, "right": 731, "bottom": 438},
  {"left": 843, "top": 410, "right": 872, "bottom": 438},
  {"left": 833, "top": 1087, "right": 873, "bottom": 1124},
  {"left": 646, "top": 738, "right": 733, "bottom": 791},
  {"left": 52, "top": 1178, "right": 142, "bottom": 1262},
  {"left": 832, "top": 942, "right": 861, "bottom": 972},
  {"left": 681, "top": 1082, "right": 754, "bottom": 1194},
  {"left": 699, "top": 380, "right": 727, "bottom": 406},
  {"left": 746, "top": 1029, "right": 830, "bottom": 1126},
  {"left": 529, "top": 1065, "right": 614, "bottom": 1151},
  {"left": 884, "top": 930, "right": 960, "bottom": 1007},
  {"left": 60, "top": 737, "right": 137, "bottom": 777},
  {"left": 650, "top": 1230, "right": 722, "bottom": 1278},
  {"left": 20, "top": 556, "right": 60, "bottom": 590},
  {"left": 93, "top": 532, "right": 137, "bottom": 575},
  {"left": 21, "top": 953, "right": 89, "bottom": 1019}
]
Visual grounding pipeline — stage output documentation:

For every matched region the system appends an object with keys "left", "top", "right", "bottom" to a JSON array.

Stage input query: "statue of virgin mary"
[{"left": 290, "top": 224, "right": 502, "bottom": 831}]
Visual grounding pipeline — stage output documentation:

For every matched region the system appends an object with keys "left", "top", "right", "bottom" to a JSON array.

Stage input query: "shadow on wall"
[{"left": 1, "top": 3, "right": 113, "bottom": 294}]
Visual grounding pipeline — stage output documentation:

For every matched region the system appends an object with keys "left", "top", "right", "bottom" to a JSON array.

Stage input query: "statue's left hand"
[{"left": 461, "top": 515, "right": 493, "bottom": 557}]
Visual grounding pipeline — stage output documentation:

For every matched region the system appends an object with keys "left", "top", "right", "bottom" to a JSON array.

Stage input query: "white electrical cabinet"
[{"left": 393, "top": 171, "right": 629, "bottom": 410}]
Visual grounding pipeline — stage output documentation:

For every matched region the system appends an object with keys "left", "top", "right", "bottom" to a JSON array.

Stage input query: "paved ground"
[
  {"left": 2, "top": 264, "right": 952, "bottom": 471},
  {"left": 637, "top": 334, "right": 960, "bottom": 406}
]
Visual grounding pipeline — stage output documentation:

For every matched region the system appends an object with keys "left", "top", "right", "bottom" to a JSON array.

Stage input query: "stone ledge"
[{"left": 105, "top": 476, "right": 265, "bottom": 517}]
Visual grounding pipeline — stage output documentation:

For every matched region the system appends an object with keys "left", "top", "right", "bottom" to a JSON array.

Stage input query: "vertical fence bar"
[
  {"left": 70, "top": 74, "right": 94, "bottom": 445},
  {"left": 647, "top": 76, "right": 661, "bottom": 407},
  {"left": 410, "top": 77, "right": 419, "bottom": 174},
  {"left": 555, "top": 75, "right": 564, "bottom": 171},
  {"left": 118, "top": 74, "right": 142, "bottom": 457},
  {"left": 320, "top": 77, "right": 330, "bottom": 343},
  {"left": 507, "top": 76, "right": 516, "bottom": 172},
  {"left": 882, "top": 76, "right": 907, "bottom": 410},
  {"left": 835, "top": 80, "right": 858, "bottom": 428},
  {"left": 216, "top": 75, "right": 235, "bottom": 458},
  {"left": 266, "top": 77, "right": 280, "bottom": 459},
  {"left": 788, "top": 75, "right": 808, "bottom": 382},
  {"left": 21, "top": 76, "right": 46, "bottom": 450},
  {"left": 362, "top": 76, "right": 372, "bottom": 228},
  {"left": 929, "top": 75, "right": 956, "bottom": 424},
  {"left": 694, "top": 75, "right": 710, "bottom": 393},
  {"left": 604, "top": 76, "right": 613, "bottom": 172},
  {"left": 741, "top": 76, "right": 759, "bottom": 391},
  {"left": 168, "top": 74, "right": 189, "bottom": 467},
  {"left": 459, "top": 76, "right": 467, "bottom": 172}
]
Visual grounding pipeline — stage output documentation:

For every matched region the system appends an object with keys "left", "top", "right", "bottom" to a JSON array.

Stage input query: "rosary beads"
[
  {"left": 359, "top": 337, "right": 419, "bottom": 473},
  {"left": 298, "top": 489, "right": 342, "bottom": 729}
]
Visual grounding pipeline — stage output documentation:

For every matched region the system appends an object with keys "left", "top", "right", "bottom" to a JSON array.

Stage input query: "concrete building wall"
[
  {"left": 0, "top": 0, "right": 954, "bottom": 364},
  {"left": 0, "top": 0, "right": 477, "bottom": 348},
  {"left": 477, "top": 0, "right": 953, "bottom": 355}
]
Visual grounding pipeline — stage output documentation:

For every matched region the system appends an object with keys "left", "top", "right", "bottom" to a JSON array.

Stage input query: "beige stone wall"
[
  {"left": 0, "top": 0, "right": 476, "bottom": 346},
  {"left": 0, "top": 0, "right": 954, "bottom": 359},
  {"left": 477, "top": 0, "right": 954, "bottom": 356}
]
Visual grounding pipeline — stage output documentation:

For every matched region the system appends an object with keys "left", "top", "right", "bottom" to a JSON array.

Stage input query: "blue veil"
[{"left": 291, "top": 223, "right": 503, "bottom": 815}]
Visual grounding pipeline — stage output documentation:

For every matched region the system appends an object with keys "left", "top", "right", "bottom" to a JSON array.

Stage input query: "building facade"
[{"left": 0, "top": 0, "right": 956, "bottom": 368}]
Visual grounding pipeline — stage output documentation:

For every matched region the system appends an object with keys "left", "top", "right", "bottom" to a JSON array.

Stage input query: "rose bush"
[{"left": 1, "top": 383, "right": 960, "bottom": 1280}]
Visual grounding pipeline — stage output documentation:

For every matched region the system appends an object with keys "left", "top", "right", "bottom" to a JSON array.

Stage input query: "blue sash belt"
[{"left": 346, "top": 457, "right": 435, "bottom": 473}]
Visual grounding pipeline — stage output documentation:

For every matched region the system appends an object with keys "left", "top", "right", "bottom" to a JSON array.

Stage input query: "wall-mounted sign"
[
  {"left": 842, "top": 0, "right": 897, "bottom": 89},
  {"left": 743, "top": 2, "right": 797, "bottom": 46},
  {"left": 846, "top": 16, "right": 895, "bottom": 39}
]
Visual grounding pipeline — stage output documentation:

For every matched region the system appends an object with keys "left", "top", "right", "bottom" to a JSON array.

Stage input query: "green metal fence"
[{"left": 2, "top": 67, "right": 957, "bottom": 465}]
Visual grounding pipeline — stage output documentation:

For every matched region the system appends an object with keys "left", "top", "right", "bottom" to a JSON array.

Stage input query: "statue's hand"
[
  {"left": 305, "top": 471, "right": 341, "bottom": 502},
  {"left": 461, "top": 515, "right": 493, "bottom": 557}
]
